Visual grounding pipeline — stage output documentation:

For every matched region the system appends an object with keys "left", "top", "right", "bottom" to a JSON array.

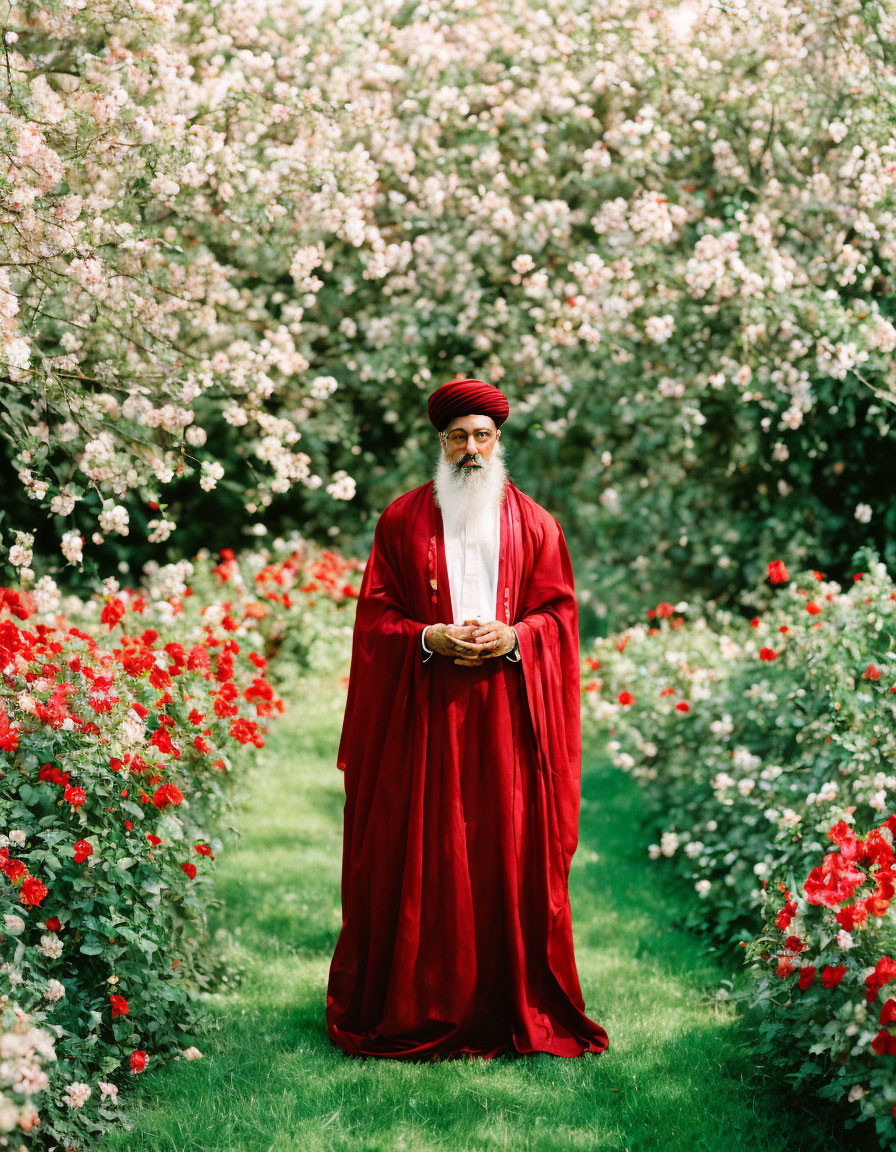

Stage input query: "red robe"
[{"left": 326, "top": 478, "right": 610, "bottom": 1061}]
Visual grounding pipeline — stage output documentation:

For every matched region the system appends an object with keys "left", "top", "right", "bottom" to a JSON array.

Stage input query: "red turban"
[{"left": 428, "top": 378, "right": 510, "bottom": 431}]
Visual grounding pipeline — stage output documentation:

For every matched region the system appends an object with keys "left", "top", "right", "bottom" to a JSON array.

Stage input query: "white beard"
[{"left": 433, "top": 439, "right": 508, "bottom": 536}]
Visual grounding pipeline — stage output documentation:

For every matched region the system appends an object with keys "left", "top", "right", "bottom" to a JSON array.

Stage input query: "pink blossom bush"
[{"left": 0, "top": 999, "right": 56, "bottom": 1145}]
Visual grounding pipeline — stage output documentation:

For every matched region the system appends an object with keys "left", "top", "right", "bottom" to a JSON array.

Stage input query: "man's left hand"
[{"left": 452, "top": 620, "right": 516, "bottom": 665}]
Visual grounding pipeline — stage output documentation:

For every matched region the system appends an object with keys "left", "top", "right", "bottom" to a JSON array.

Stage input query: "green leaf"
[{"left": 18, "top": 784, "right": 48, "bottom": 807}]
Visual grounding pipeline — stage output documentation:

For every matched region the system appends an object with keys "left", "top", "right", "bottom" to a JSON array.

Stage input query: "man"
[{"left": 326, "top": 377, "right": 610, "bottom": 1062}]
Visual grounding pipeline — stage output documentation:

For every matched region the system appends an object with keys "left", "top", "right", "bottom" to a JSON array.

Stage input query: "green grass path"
[{"left": 107, "top": 660, "right": 846, "bottom": 1152}]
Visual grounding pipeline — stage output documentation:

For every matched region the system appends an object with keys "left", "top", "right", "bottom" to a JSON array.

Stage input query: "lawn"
[{"left": 105, "top": 657, "right": 856, "bottom": 1152}]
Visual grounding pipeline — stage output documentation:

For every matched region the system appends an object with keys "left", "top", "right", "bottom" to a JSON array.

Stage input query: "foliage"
[
  {"left": 582, "top": 545, "right": 896, "bottom": 1142},
  {"left": 0, "top": 542, "right": 360, "bottom": 1150}
]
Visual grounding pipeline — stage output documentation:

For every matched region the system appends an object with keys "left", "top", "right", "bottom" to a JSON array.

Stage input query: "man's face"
[{"left": 440, "top": 414, "right": 499, "bottom": 474}]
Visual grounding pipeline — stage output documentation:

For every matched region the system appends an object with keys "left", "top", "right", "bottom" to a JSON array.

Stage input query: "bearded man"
[{"left": 326, "top": 377, "right": 610, "bottom": 1062}]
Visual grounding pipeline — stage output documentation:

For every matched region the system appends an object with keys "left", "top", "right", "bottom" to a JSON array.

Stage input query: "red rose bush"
[
  {"left": 0, "top": 540, "right": 360, "bottom": 1150},
  {"left": 746, "top": 815, "right": 896, "bottom": 1140},
  {"left": 583, "top": 546, "right": 896, "bottom": 1144}
]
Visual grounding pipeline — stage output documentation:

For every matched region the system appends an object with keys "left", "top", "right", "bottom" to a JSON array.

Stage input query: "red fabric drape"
[{"left": 327, "top": 479, "right": 609, "bottom": 1060}]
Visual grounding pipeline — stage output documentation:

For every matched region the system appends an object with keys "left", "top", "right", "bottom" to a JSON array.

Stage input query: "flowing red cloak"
[{"left": 326, "top": 478, "right": 609, "bottom": 1061}]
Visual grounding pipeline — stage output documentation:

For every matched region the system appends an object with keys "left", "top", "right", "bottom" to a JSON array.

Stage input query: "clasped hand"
[{"left": 425, "top": 619, "right": 516, "bottom": 666}]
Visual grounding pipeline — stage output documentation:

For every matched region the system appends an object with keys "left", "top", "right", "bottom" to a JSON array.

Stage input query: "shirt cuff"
[
  {"left": 504, "top": 627, "right": 521, "bottom": 661},
  {"left": 421, "top": 626, "right": 434, "bottom": 662}
]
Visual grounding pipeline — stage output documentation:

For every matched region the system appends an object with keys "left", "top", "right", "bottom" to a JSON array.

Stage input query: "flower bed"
[
  {"left": 0, "top": 541, "right": 360, "bottom": 1150},
  {"left": 582, "top": 546, "right": 896, "bottom": 1146}
]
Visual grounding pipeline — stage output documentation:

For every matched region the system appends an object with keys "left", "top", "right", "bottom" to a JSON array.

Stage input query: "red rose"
[
  {"left": 110, "top": 994, "right": 129, "bottom": 1018},
  {"left": 866, "top": 956, "right": 896, "bottom": 1003},
  {"left": 0, "top": 710, "right": 19, "bottom": 753},
  {"left": 20, "top": 876, "right": 48, "bottom": 907},
  {"left": 152, "top": 783, "right": 184, "bottom": 810},
  {"left": 865, "top": 664, "right": 882, "bottom": 681},
  {"left": 875, "top": 957, "right": 896, "bottom": 983},
  {"left": 181, "top": 861, "right": 197, "bottom": 879},
  {"left": 821, "top": 964, "right": 847, "bottom": 989},
  {"left": 3, "top": 857, "right": 26, "bottom": 881},
  {"left": 149, "top": 728, "right": 179, "bottom": 758},
  {"left": 775, "top": 899, "right": 797, "bottom": 931},
  {"left": 759, "top": 648, "right": 779, "bottom": 661},
  {"left": 130, "top": 1050, "right": 147, "bottom": 1073},
  {"left": 194, "top": 843, "right": 215, "bottom": 859},
  {"left": 229, "top": 717, "right": 264, "bottom": 747},
  {"left": 806, "top": 601, "right": 821, "bottom": 615},
  {"left": 767, "top": 560, "right": 790, "bottom": 584},
  {"left": 214, "top": 695, "right": 238, "bottom": 719},
  {"left": 101, "top": 598, "right": 126, "bottom": 629},
  {"left": 798, "top": 966, "right": 816, "bottom": 990},
  {"left": 146, "top": 833, "right": 162, "bottom": 846},
  {"left": 750, "top": 618, "right": 760, "bottom": 628},
  {"left": 64, "top": 785, "right": 87, "bottom": 807},
  {"left": 804, "top": 852, "right": 865, "bottom": 908},
  {"left": 881, "top": 999, "right": 896, "bottom": 1027},
  {"left": 837, "top": 902, "right": 869, "bottom": 932},
  {"left": 617, "top": 691, "right": 634, "bottom": 706},
  {"left": 674, "top": 701, "right": 690, "bottom": 713},
  {"left": 871, "top": 1028, "right": 896, "bottom": 1055},
  {"left": 73, "top": 840, "right": 93, "bottom": 864},
  {"left": 45, "top": 916, "right": 62, "bottom": 932}
]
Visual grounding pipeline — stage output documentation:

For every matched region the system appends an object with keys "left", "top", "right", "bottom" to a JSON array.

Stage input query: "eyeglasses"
[{"left": 441, "top": 428, "right": 499, "bottom": 447}]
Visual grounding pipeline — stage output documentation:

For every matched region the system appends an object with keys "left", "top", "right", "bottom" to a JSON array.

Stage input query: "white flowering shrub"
[
  {"left": 224, "top": 0, "right": 896, "bottom": 620},
  {"left": 1, "top": 0, "right": 370, "bottom": 575},
  {"left": 3, "top": 0, "right": 896, "bottom": 624},
  {"left": 0, "top": 999, "right": 56, "bottom": 1148}
]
